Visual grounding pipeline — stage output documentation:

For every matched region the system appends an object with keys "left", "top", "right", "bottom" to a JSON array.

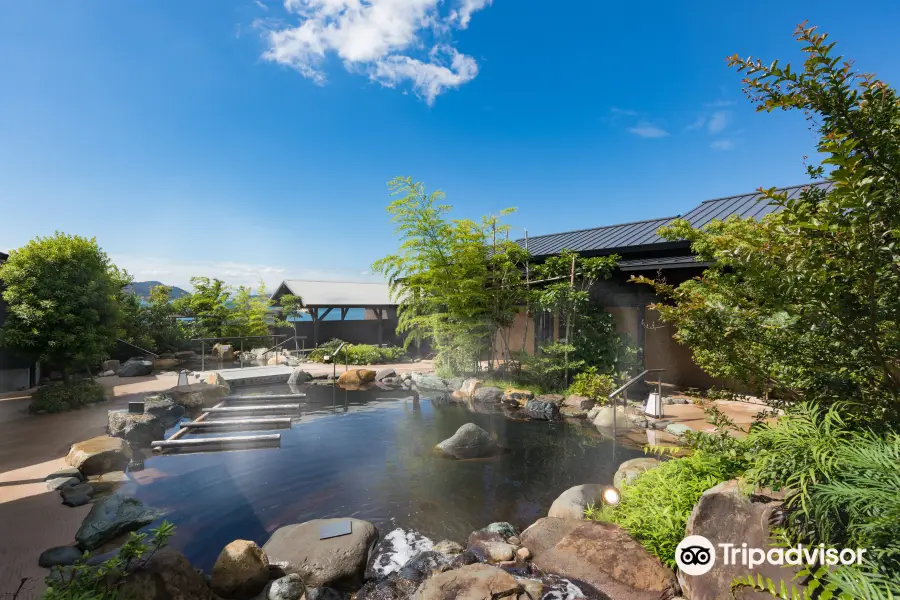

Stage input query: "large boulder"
[
  {"left": 613, "top": 457, "right": 661, "bottom": 488},
  {"left": 337, "top": 369, "right": 377, "bottom": 386},
  {"left": 102, "top": 359, "right": 121, "bottom": 373},
  {"left": 535, "top": 393, "right": 565, "bottom": 407},
  {"left": 124, "top": 549, "right": 215, "bottom": 600},
  {"left": 547, "top": 484, "right": 608, "bottom": 520},
  {"left": 523, "top": 398, "right": 560, "bottom": 420},
  {"left": 410, "top": 373, "right": 448, "bottom": 392},
  {"left": 212, "top": 344, "right": 235, "bottom": 361},
  {"left": 39, "top": 546, "right": 85, "bottom": 568},
  {"left": 286, "top": 368, "right": 312, "bottom": 385},
  {"left": 415, "top": 563, "right": 519, "bottom": 600},
  {"left": 502, "top": 389, "right": 534, "bottom": 404},
  {"left": 211, "top": 540, "right": 270, "bottom": 600},
  {"left": 168, "top": 383, "right": 229, "bottom": 409},
  {"left": 366, "top": 528, "right": 434, "bottom": 581},
  {"left": 75, "top": 495, "right": 167, "bottom": 550},
  {"left": 472, "top": 386, "right": 503, "bottom": 404},
  {"left": 591, "top": 405, "right": 630, "bottom": 429},
  {"left": 262, "top": 518, "right": 378, "bottom": 591},
  {"left": 452, "top": 378, "right": 482, "bottom": 401},
  {"left": 565, "top": 394, "right": 594, "bottom": 410},
  {"left": 117, "top": 359, "right": 154, "bottom": 377},
  {"left": 375, "top": 368, "right": 397, "bottom": 382},
  {"left": 66, "top": 435, "right": 132, "bottom": 476},
  {"left": 154, "top": 358, "right": 180, "bottom": 371},
  {"left": 665, "top": 423, "right": 693, "bottom": 437},
  {"left": 143, "top": 394, "right": 187, "bottom": 425},
  {"left": 520, "top": 517, "right": 677, "bottom": 600},
  {"left": 434, "top": 423, "right": 503, "bottom": 459},
  {"left": 174, "top": 350, "right": 196, "bottom": 360},
  {"left": 266, "top": 574, "right": 306, "bottom": 600},
  {"left": 680, "top": 480, "right": 797, "bottom": 600},
  {"left": 107, "top": 410, "right": 166, "bottom": 448}
]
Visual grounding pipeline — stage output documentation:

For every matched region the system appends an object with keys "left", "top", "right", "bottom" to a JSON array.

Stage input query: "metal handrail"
[
  {"left": 607, "top": 368, "right": 664, "bottom": 400},
  {"left": 116, "top": 338, "right": 160, "bottom": 359},
  {"left": 330, "top": 342, "right": 348, "bottom": 380},
  {"left": 608, "top": 368, "right": 665, "bottom": 439}
]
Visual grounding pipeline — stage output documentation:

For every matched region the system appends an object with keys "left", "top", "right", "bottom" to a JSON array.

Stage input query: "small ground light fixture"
[{"left": 602, "top": 486, "right": 621, "bottom": 506}]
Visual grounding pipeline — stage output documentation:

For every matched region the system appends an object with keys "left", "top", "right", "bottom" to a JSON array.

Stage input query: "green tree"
[
  {"left": 228, "top": 281, "right": 272, "bottom": 339},
  {"left": 172, "top": 277, "right": 232, "bottom": 339},
  {"left": 638, "top": 23, "right": 900, "bottom": 424},
  {"left": 373, "top": 177, "right": 528, "bottom": 375},
  {"left": 529, "top": 250, "right": 620, "bottom": 386},
  {"left": 0, "top": 233, "right": 125, "bottom": 381}
]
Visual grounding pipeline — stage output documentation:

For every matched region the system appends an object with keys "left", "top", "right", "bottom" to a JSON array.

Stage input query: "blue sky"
[{"left": 2, "top": 0, "right": 899, "bottom": 291}]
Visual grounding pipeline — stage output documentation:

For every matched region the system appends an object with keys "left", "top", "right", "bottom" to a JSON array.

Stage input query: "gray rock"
[
  {"left": 397, "top": 551, "right": 452, "bottom": 583},
  {"left": 565, "top": 394, "right": 594, "bottom": 410},
  {"left": 613, "top": 457, "right": 661, "bottom": 488},
  {"left": 432, "top": 540, "right": 464, "bottom": 556},
  {"left": 670, "top": 397, "right": 690, "bottom": 405},
  {"left": 410, "top": 373, "right": 448, "bottom": 392},
  {"left": 107, "top": 410, "right": 166, "bottom": 448},
  {"left": 665, "top": 423, "right": 693, "bottom": 436},
  {"left": 143, "top": 394, "right": 186, "bottom": 426},
  {"left": 367, "top": 528, "right": 434, "bottom": 581},
  {"left": 523, "top": 399, "right": 560, "bottom": 420},
  {"left": 263, "top": 518, "right": 378, "bottom": 592},
  {"left": 101, "top": 359, "right": 121, "bottom": 373},
  {"left": 62, "top": 492, "right": 92, "bottom": 507},
  {"left": 306, "top": 587, "right": 349, "bottom": 600},
  {"left": 45, "top": 467, "right": 84, "bottom": 482},
  {"left": 174, "top": 350, "right": 196, "bottom": 360},
  {"left": 267, "top": 574, "right": 306, "bottom": 600},
  {"left": 75, "top": 495, "right": 167, "bottom": 550},
  {"left": 374, "top": 368, "right": 396, "bottom": 382},
  {"left": 482, "top": 522, "right": 517, "bottom": 539},
  {"left": 472, "top": 386, "right": 503, "bottom": 404},
  {"left": 117, "top": 360, "right": 153, "bottom": 377},
  {"left": 415, "top": 564, "right": 520, "bottom": 600},
  {"left": 535, "top": 393, "right": 565, "bottom": 407},
  {"left": 591, "top": 405, "right": 629, "bottom": 429},
  {"left": 47, "top": 476, "right": 81, "bottom": 491},
  {"left": 39, "top": 545, "right": 84, "bottom": 568},
  {"left": 547, "top": 484, "right": 608, "bottom": 520},
  {"left": 288, "top": 369, "right": 312, "bottom": 385},
  {"left": 434, "top": 423, "right": 503, "bottom": 459},
  {"left": 66, "top": 435, "right": 133, "bottom": 476}
]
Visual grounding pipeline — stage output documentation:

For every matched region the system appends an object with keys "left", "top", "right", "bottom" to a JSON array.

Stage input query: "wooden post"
[
  {"left": 311, "top": 308, "right": 319, "bottom": 346},
  {"left": 377, "top": 308, "right": 384, "bottom": 346}
]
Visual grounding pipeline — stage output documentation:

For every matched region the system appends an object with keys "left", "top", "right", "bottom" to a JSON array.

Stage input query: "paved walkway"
[{"left": 0, "top": 374, "right": 178, "bottom": 599}]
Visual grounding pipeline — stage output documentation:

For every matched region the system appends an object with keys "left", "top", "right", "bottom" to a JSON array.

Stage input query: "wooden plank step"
[
  {"left": 180, "top": 417, "right": 292, "bottom": 430},
  {"left": 222, "top": 394, "right": 307, "bottom": 402},
  {"left": 206, "top": 404, "right": 300, "bottom": 414},
  {"left": 151, "top": 434, "right": 281, "bottom": 451}
]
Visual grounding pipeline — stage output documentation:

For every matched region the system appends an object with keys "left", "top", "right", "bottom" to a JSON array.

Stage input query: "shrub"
[
  {"left": 585, "top": 450, "right": 741, "bottom": 568},
  {"left": 309, "top": 339, "right": 405, "bottom": 365},
  {"left": 44, "top": 521, "right": 175, "bottom": 600},
  {"left": 31, "top": 379, "right": 106, "bottom": 413},
  {"left": 568, "top": 367, "right": 615, "bottom": 402}
]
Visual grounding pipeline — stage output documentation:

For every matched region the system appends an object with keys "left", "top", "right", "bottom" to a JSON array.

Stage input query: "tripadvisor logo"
[{"left": 675, "top": 535, "right": 868, "bottom": 577}]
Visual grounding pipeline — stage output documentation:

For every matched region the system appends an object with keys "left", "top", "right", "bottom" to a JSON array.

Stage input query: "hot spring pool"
[{"left": 130, "top": 383, "right": 643, "bottom": 571}]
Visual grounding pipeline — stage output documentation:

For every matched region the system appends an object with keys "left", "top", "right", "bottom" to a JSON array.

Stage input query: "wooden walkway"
[{"left": 151, "top": 392, "right": 307, "bottom": 454}]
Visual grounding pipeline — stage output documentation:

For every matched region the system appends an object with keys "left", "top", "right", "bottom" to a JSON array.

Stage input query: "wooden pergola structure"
[{"left": 270, "top": 280, "right": 398, "bottom": 346}]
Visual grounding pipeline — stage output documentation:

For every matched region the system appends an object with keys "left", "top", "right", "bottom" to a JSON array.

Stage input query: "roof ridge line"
[
  {"left": 698, "top": 181, "right": 825, "bottom": 205},
  {"left": 520, "top": 215, "right": 680, "bottom": 241},
  {"left": 283, "top": 279, "right": 387, "bottom": 284}
]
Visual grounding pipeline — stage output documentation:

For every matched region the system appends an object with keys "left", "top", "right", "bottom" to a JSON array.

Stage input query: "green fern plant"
[{"left": 731, "top": 565, "right": 853, "bottom": 600}]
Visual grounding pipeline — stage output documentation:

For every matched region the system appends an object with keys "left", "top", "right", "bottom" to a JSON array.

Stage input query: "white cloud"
[
  {"left": 450, "top": 0, "right": 491, "bottom": 28},
  {"left": 610, "top": 107, "right": 638, "bottom": 116},
  {"left": 708, "top": 110, "right": 729, "bottom": 134},
  {"left": 710, "top": 139, "right": 735, "bottom": 151},
  {"left": 262, "top": 0, "right": 489, "bottom": 104},
  {"left": 111, "top": 254, "right": 381, "bottom": 293},
  {"left": 627, "top": 121, "right": 669, "bottom": 139},
  {"left": 685, "top": 116, "right": 706, "bottom": 131}
]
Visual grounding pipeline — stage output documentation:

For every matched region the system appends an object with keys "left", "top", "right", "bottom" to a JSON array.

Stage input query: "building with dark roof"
[
  {"left": 0, "top": 250, "right": 40, "bottom": 392},
  {"left": 503, "top": 182, "right": 830, "bottom": 389}
]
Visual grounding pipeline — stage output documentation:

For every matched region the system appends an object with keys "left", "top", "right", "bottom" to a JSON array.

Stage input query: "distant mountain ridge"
[{"left": 125, "top": 281, "right": 190, "bottom": 300}]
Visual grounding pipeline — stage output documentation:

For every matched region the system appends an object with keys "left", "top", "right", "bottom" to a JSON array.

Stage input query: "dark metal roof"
[
  {"left": 518, "top": 181, "right": 833, "bottom": 258},
  {"left": 521, "top": 216, "right": 677, "bottom": 258},
  {"left": 617, "top": 255, "right": 712, "bottom": 271},
  {"left": 680, "top": 181, "right": 833, "bottom": 229}
]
